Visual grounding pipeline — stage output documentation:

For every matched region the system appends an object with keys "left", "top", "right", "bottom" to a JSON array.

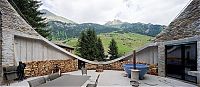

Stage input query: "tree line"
[{"left": 76, "top": 29, "right": 119, "bottom": 61}]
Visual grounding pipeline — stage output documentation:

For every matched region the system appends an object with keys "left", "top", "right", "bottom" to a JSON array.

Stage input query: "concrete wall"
[
  {"left": 136, "top": 46, "right": 158, "bottom": 64},
  {"left": 14, "top": 36, "right": 73, "bottom": 65}
]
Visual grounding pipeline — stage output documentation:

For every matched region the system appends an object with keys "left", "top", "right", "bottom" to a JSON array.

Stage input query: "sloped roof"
[
  {"left": 52, "top": 41, "right": 74, "bottom": 50},
  {"left": 155, "top": 0, "right": 200, "bottom": 42}
]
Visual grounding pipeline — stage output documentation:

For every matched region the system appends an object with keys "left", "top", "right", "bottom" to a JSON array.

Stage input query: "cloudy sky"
[{"left": 39, "top": 0, "right": 191, "bottom": 25}]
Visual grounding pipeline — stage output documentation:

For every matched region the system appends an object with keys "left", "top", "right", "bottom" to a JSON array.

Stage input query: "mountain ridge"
[
  {"left": 40, "top": 9, "right": 76, "bottom": 24},
  {"left": 105, "top": 19, "right": 124, "bottom": 26},
  {"left": 41, "top": 9, "right": 165, "bottom": 40}
]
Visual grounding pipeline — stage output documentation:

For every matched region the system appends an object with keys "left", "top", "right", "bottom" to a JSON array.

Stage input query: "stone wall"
[
  {"left": 155, "top": 0, "right": 200, "bottom": 42},
  {"left": 1, "top": 0, "right": 40, "bottom": 67},
  {"left": 24, "top": 59, "right": 78, "bottom": 77},
  {"left": 86, "top": 60, "right": 131, "bottom": 70},
  {"left": 157, "top": 43, "right": 165, "bottom": 77}
]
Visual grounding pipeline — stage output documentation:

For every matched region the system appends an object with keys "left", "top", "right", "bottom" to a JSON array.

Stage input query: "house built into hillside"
[
  {"left": 153, "top": 0, "right": 200, "bottom": 84},
  {"left": 0, "top": 0, "right": 200, "bottom": 86},
  {"left": 0, "top": 0, "right": 136, "bottom": 84}
]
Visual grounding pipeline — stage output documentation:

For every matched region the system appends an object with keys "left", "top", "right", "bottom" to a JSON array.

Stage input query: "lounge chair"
[
  {"left": 27, "top": 77, "right": 46, "bottom": 87},
  {"left": 86, "top": 74, "right": 100, "bottom": 87}
]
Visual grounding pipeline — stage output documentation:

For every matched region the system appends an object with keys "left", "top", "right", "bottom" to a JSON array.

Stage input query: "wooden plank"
[
  {"left": 47, "top": 47, "right": 52, "bottom": 60},
  {"left": 26, "top": 39, "right": 33, "bottom": 62},
  {"left": 14, "top": 38, "right": 18, "bottom": 65},
  {"left": 14, "top": 38, "right": 21, "bottom": 64},
  {"left": 20, "top": 38, "right": 27, "bottom": 62},
  {"left": 38, "top": 41, "right": 43, "bottom": 60},
  {"left": 43, "top": 45, "right": 48, "bottom": 60},
  {"left": 32, "top": 39, "right": 37, "bottom": 61}
]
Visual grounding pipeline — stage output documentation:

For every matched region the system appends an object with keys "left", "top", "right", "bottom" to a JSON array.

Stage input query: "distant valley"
[
  {"left": 41, "top": 9, "right": 165, "bottom": 40},
  {"left": 41, "top": 9, "right": 165, "bottom": 55}
]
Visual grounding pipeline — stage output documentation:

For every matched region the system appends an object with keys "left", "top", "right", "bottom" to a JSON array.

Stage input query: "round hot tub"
[{"left": 123, "top": 64, "right": 149, "bottom": 79}]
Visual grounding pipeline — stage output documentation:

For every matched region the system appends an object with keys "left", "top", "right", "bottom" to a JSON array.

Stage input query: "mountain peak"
[
  {"left": 105, "top": 19, "right": 123, "bottom": 26},
  {"left": 40, "top": 9, "right": 55, "bottom": 16},
  {"left": 40, "top": 9, "right": 76, "bottom": 24}
]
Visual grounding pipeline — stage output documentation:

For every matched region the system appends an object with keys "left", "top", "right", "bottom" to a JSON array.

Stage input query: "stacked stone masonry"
[
  {"left": 86, "top": 60, "right": 158, "bottom": 75},
  {"left": 155, "top": 0, "right": 200, "bottom": 41},
  {"left": 86, "top": 60, "right": 131, "bottom": 70}
]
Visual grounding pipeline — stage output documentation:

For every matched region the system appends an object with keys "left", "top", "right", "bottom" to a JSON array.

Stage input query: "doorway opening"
[
  {"left": 78, "top": 60, "right": 85, "bottom": 69},
  {"left": 165, "top": 42, "right": 197, "bottom": 83}
]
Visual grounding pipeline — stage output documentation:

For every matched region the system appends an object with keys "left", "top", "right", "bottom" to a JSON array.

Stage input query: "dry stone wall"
[
  {"left": 86, "top": 60, "right": 131, "bottom": 70},
  {"left": 0, "top": 0, "right": 40, "bottom": 67}
]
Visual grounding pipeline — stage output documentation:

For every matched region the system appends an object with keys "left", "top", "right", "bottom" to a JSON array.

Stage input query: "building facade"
[{"left": 155, "top": 0, "right": 200, "bottom": 84}]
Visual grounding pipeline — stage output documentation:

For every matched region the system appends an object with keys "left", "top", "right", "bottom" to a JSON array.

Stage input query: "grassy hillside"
[{"left": 66, "top": 32, "right": 153, "bottom": 56}]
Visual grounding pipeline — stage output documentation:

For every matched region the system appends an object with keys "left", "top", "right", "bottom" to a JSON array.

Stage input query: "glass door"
[
  {"left": 184, "top": 43, "right": 197, "bottom": 82},
  {"left": 166, "top": 42, "right": 197, "bottom": 83},
  {"left": 166, "top": 45, "right": 183, "bottom": 79}
]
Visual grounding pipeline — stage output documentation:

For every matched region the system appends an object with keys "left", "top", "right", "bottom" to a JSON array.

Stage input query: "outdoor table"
[{"left": 37, "top": 74, "right": 90, "bottom": 87}]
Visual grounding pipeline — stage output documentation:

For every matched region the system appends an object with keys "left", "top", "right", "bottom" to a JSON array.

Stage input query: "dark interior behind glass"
[{"left": 166, "top": 42, "right": 197, "bottom": 83}]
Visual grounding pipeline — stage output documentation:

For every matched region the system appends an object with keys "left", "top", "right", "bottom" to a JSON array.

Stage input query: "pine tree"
[
  {"left": 86, "top": 29, "right": 97, "bottom": 60},
  {"left": 76, "top": 29, "right": 98, "bottom": 61},
  {"left": 76, "top": 31, "right": 87, "bottom": 58},
  {"left": 10, "top": 0, "right": 50, "bottom": 38},
  {"left": 108, "top": 39, "right": 118, "bottom": 60},
  {"left": 96, "top": 38, "right": 105, "bottom": 61}
]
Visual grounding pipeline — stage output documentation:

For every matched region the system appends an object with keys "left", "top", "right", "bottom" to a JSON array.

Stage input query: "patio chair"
[
  {"left": 47, "top": 72, "right": 60, "bottom": 81},
  {"left": 27, "top": 77, "right": 46, "bottom": 87},
  {"left": 81, "top": 67, "right": 87, "bottom": 75},
  {"left": 86, "top": 74, "right": 100, "bottom": 87},
  {"left": 3, "top": 66, "right": 18, "bottom": 85}
]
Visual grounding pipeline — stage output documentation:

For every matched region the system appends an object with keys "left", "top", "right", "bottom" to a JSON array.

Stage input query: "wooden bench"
[{"left": 3, "top": 66, "right": 18, "bottom": 85}]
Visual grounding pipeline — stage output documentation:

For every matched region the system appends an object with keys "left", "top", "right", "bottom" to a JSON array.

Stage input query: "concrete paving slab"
[
  {"left": 3, "top": 70, "right": 198, "bottom": 87},
  {"left": 67, "top": 70, "right": 197, "bottom": 87}
]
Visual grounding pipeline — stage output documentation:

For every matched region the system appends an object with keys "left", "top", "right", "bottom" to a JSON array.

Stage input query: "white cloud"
[{"left": 39, "top": 0, "right": 191, "bottom": 25}]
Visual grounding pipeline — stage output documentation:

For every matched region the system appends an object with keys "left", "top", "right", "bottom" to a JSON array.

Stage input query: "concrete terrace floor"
[
  {"left": 68, "top": 70, "right": 197, "bottom": 87},
  {"left": 4, "top": 70, "right": 197, "bottom": 87}
]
